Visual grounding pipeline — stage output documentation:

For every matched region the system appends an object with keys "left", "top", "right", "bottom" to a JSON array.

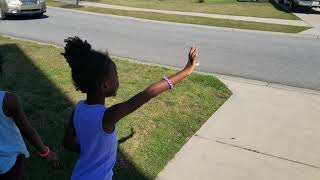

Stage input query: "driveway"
[{"left": 295, "top": 8, "right": 320, "bottom": 35}]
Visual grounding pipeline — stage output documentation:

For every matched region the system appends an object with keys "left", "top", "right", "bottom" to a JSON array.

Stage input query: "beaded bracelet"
[
  {"left": 39, "top": 146, "right": 50, "bottom": 157},
  {"left": 162, "top": 76, "right": 174, "bottom": 89}
]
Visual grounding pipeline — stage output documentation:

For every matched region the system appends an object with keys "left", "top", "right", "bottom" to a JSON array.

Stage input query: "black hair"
[{"left": 62, "top": 37, "right": 114, "bottom": 93}]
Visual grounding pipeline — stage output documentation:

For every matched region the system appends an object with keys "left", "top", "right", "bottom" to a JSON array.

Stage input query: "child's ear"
[{"left": 102, "top": 81, "right": 108, "bottom": 91}]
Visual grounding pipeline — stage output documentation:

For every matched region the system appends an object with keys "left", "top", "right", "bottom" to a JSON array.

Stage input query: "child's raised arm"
[
  {"left": 102, "top": 46, "right": 199, "bottom": 133},
  {"left": 3, "top": 92, "right": 60, "bottom": 167}
]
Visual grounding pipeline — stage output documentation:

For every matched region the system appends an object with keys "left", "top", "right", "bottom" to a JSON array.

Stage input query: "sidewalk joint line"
[{"left": 194, "top": 134, "right": 320, "bottom": 170}]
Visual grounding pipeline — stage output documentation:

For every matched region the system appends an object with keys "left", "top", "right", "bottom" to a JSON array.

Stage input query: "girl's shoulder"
[
  {"left": 74, "top": 100, "right": 107, "bottom": 114},
  {"left": 2, "top": 92, "right": 21, "bottom": 117}
]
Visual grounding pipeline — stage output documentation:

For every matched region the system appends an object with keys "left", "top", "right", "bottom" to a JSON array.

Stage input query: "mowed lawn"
[
  {"left": 84, "top": 0, "right": 298, "bottom": 20},
  {"left": 0, "top": 36, "right": 231, "bottom": 180}
]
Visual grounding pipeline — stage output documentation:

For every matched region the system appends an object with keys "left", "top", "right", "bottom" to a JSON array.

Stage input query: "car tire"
[
  {"left": 33, "top": 13, "right": 43, "bottom": 19},
  {"left": 0, "top": 9, "right": 6, "bottom": 20},
  {"left": 302, "top": 6, "right": 312, "bottom": 12},
  {"left": 289, "top": 0, "right": 297, "bottom": 11}
]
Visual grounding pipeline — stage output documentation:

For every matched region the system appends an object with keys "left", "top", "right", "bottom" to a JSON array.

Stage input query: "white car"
[{"left": 0, "top": 0, "right": 46, "bottom": 20}]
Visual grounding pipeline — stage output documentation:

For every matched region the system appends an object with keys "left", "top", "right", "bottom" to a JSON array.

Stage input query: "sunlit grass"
[{"left": 0, "top": 36, "right": 231, "bottom": 179}]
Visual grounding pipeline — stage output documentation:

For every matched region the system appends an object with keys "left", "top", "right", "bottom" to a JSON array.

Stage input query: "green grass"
[
  {"left": 47, "top": 1, "right": 309, "bottom": 33},
  {"left": 0, "top": 35, "right": 231, "bottom": 179},
  {"left": 82, "top": 0, "right": 298, "bottom": 20}
]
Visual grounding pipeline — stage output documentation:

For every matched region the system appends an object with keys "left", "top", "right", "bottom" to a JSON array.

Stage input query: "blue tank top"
[
  {"left": 71, "top": 100, "right": 118, "bottom": 180},
  {"left": 0, "top": 91, "right": 29, "bottom": 174}
]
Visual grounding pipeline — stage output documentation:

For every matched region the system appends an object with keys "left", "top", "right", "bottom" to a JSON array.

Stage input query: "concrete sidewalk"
[
  {"left": 157, "top": 78, "right": 320, "bottom": 180},
  {"left": 65, "top": 1, "right": 309, "bottom": 27},
  {"left": 295, "top": 9, "right": 320, "bottom": 35}
]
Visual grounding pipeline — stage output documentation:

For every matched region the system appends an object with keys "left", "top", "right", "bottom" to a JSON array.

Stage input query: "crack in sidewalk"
[{"left": 194, "top": 134, "right": 320, "bottom": 170}]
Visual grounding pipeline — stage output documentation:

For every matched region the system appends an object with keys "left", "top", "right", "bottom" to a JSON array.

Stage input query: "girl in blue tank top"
[
  {"left": 62, "top": 37, "right": 199, "bottom": 180},
  {"left": 0, "top": 53, "right": 59, "bottom": 180}
]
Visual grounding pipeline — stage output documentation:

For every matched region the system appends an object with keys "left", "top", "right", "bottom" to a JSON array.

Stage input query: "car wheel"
[
  {"left": 0, "top": 9, "right": 6, "bottom": 20},
  {"left": 33, "top": 13, "right": 43, "bottom": 19},
  {"left": 302, "top": 6, "right": 312, "bottom": 12},
  {"left": 289, "top": 0, "right": 297, "bottom": 11}
]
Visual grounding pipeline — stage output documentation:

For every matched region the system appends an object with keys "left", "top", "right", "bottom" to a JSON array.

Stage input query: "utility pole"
[{"left": 75, "top": 0, "right": 79, "bottom": 6}]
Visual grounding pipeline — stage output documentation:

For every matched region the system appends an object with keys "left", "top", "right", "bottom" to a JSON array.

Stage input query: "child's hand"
[
  {"left": 184, "top": 45, "right": 199, "bottom": 75},
  {"left": 46, "top": 150, "right": 60, "bottom": 168}
]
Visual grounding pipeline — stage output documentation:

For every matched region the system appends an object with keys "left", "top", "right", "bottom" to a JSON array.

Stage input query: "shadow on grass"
[
  {"left": 269, "top": 0, "right": 292, "bottom": 13},
  {"left": 0, "top": 43, "right": 149, "bottom": 180}
]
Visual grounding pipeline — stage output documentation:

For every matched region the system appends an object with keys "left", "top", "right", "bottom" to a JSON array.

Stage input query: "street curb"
[
  {"left": 215, "top": 74, "right": 320, "bottom": 96},
  {"left": 2, "top": 34, "right": 320, "bottom": 96},
  {"left": 0, "top": 34, "right": 63, "bottom": 49},
  {"left": 47, "top": 6, "right": 319, "bottom": 40},
  {"left": 103, "top": 54, "right": 320, "bottom": 96}
]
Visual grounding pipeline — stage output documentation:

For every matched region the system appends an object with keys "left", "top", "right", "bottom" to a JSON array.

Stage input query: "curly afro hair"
[{"left": 62, "top": 37, "right": 114, "bottom": 93}]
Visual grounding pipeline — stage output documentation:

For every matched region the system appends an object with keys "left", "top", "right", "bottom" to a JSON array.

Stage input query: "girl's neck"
[{"left": 86, "top": 93, "right": 105, "bottom": 105}]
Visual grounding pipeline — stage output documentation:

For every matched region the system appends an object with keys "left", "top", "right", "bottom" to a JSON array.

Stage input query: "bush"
[{"left": 196, "top": 0, "right": 205, "bottom": 3}]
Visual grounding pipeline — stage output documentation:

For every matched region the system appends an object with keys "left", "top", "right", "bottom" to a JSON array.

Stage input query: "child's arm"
[
  {"left": 63, "top": 110, "right": 80, "bottom": 153},
  {"left": 103, "top": 47, "right": 199, "bottom": 133},
  {"left": 3, "top": 92, "right": 60, "bottom": 167}
]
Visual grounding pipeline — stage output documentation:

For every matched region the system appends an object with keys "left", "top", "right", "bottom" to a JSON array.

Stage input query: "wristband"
[
  {"left": 162, "top": 76, "right": 174, "bottom": 89},
  {"left": 39, "top": 146, "right": 50, "bottom": 157}
]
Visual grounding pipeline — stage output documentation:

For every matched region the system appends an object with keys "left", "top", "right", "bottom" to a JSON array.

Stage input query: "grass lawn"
[
  {"left": 47, "top": 1, "right": 309, "bottom": 33},
  {"left": 82, "top": 0, "right": 298, "bottom": 20},
  {"left": 0, "top": 35, "right": 231, "bottom": 179}
]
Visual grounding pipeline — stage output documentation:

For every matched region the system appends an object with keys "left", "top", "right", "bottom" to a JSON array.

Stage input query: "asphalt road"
[{"left": 0, "top": 7, "right": 319, "bottom": 90}]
